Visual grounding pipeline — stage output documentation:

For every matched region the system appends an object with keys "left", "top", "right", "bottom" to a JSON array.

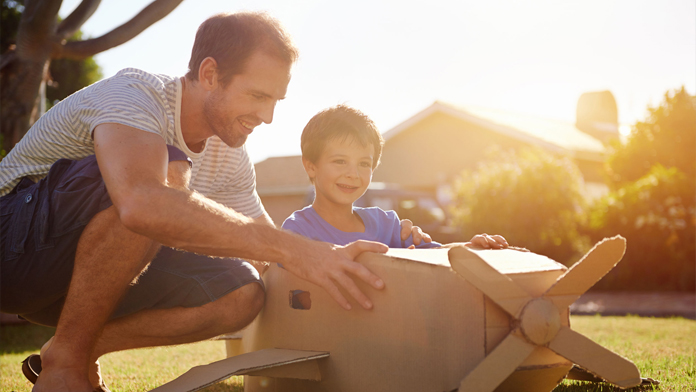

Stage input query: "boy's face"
[{"left": 304, "top": 138, "right": 374, "bottom": 208}]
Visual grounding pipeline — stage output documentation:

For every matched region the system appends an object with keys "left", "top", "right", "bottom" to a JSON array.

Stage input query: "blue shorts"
[{"left": 0, "top": 147, "right": 263, "bottom": 326}]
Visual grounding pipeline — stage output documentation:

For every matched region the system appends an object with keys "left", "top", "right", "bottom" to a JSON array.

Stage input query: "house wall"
[
  {"left": 373, "top": 112, "right": 606, "bottom": 196},
  {"left": 374, "top": 112, "right": 525, "bottom": 190},
  {"left": 254, "top": 112, "right": 608, "bottom": 225},
  {"left": 261, "top": 194, "right": 309, "bottom": 227}
]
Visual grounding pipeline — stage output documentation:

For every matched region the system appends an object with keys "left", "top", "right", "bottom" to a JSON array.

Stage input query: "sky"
[{"left": 59, "top": 0, "right": 696, "bottom": 163}]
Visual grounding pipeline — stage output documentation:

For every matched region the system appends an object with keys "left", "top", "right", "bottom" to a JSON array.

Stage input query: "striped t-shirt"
[{"left": 0, "top": 68, "right": 264, "bottom": 218}]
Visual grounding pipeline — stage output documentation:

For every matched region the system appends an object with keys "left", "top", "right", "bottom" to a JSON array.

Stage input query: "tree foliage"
[
  {"left": 45, "top": 30, "right": 103, "bottom": 106},
  {"left": 0, "top": 0, "right": 183, "bottom": 153},
  {"left": 606, "top": 87, "right": 696, "bottom": 187},
  {"left": 452, "top": 147, "right": 588, "bottom": 265},
  {"left": 585, "top": 88, "right": 696, "bottom": 291},
  {"left": 1, "top": 1, "right": 102, "bottom": 108}
]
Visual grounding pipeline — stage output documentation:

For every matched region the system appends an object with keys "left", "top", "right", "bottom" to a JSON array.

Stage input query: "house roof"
[
  {"left": 383, "top": 101, "right": 606, "bottom": 162},
  {"left": 255, "top": 101, "right": 611, "bottom": 193}
]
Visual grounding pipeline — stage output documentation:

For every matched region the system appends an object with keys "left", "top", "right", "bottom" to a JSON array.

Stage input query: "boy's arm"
[
  {"left": 399, "top": 219, "right": 433, "bottom": 245},
  {"left": 94, "top": 124, "right": 386, "bottom": 310}
]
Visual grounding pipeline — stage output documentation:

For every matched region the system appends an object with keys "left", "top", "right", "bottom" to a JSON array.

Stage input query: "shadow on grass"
[
  {"left": 0, "top": 323, "right": 55, "bottom": 355},
  {"left": 554, "top": 381, "right": 660, "bottom": 391}
]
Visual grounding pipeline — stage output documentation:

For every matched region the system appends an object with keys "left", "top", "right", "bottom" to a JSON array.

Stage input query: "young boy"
[{"left": 282, "top": 105, "right": 508, "bottom": 250}]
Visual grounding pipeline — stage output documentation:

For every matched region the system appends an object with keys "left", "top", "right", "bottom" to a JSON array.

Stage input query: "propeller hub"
[{"left": 519, "top": 298, "right": 561, "bottom": 345}]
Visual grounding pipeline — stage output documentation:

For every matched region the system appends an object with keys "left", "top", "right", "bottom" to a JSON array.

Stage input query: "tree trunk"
[
  {"left": 0, "top": 0, "right": 183, "bottom": 154},
  {"left": 0, "top": 52, "right": 51, "bottom": 154},
  {"left": 1, "top": 0, "right": 59, "bottom": 154}
]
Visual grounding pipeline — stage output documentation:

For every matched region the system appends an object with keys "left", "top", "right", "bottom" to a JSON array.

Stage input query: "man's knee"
[
  {"left": 83, "top": 206, "right": 152, "bottom": 243},
  {"left": 214, "top": 283, "right": 265, "bottom": 330}
]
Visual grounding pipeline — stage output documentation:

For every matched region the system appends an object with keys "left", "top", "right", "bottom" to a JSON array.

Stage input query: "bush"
[
  {"left": 585, "top": 88, "right": 695, "bottom": 291},
  {"left": 451, "top": 147, "right": 588, "bottom": 265},
  {"left": 584, "top": 165, "right": 695, "bottom": 291},
  {"left": 606, "top": 87, "right": 695, "bottom": 187}
]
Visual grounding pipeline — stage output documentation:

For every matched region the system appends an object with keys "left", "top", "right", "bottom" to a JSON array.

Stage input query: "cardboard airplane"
[{"left": 151, "top": 236, "right": 642, "bottom": 392}]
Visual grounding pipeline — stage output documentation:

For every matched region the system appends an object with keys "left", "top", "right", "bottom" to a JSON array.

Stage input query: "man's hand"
[
  {"left": 280, "top": 240, "right": 388, "bottom": 310},
  {"left": 467, "top": 233, "right": 509, "bottom": 249},
  {"left": 400, "top": 219, "right": 432, "bottom": 246}
]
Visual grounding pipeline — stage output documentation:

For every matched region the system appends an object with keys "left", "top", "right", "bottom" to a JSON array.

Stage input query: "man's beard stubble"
[{"left": 203, "top": 94, "right": 247, "bottom": 148}]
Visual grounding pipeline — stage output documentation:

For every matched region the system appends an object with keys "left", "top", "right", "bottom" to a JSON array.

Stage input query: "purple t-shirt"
[{"left": 282, "top": 206, "right": 441, "bottom": 248}]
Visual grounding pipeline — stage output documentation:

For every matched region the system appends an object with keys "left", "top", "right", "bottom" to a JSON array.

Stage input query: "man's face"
[{"left": 204, "top": 51, "right": 291, "bottom": 148}]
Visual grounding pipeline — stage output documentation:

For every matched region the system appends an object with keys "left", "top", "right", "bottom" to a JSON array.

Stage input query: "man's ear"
[
  {"left": 198, "top": 57, "right": 219, "bottom": 92},
  {"left": 302, "top": 157, "right": 317, "bottom": 180}
]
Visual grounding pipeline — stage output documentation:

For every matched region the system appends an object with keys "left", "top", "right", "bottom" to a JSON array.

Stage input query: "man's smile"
[{"left": 239, "top": 119, "right": 257, "bottom": 132}]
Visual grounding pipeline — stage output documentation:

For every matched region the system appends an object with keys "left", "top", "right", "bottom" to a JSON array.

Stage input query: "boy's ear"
[{"left": 302, "top": 157, "right": 317, "bottom": 180}]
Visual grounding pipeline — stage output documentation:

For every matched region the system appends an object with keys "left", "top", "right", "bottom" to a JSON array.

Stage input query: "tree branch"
[
  {"left": 16, "top": 0, "right": 62, "bottom": 59},
  {"left": 56, "top": 0, "right": 184, "bottom": 60},
  {"left": 56, "top": 0, "right": 102, "bottom": 40}
]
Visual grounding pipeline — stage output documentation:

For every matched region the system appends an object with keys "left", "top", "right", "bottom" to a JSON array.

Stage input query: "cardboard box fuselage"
[{"left": 240, "top": 248, "right": 572, "bottom": 392}]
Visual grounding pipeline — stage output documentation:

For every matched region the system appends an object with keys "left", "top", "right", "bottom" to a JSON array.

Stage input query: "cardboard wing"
[{"left": 150, "top": 349, "right": 329, "bottom": 392}]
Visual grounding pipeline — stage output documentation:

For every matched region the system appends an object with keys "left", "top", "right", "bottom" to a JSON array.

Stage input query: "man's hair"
[
  {"left": 186, "top": 12, "right": 299, "bottom": 85},
  {"left": 301, "top": 105, "right": 384, "bottom": 170}
]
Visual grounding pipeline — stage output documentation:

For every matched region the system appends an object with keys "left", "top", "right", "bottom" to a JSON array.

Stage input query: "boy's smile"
[{"left": 305, "top": 138, "right": 374, "bottom": 210}]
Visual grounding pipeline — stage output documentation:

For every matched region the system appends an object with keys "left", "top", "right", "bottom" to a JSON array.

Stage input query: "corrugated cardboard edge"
[{"left": 148, "top": 348, "right": 329, "bottom": 392}]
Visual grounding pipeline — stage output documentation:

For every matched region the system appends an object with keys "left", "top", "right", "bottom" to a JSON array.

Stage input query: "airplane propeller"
[{"left": 449, "top": 236, "right": 641, "bottom": 392}]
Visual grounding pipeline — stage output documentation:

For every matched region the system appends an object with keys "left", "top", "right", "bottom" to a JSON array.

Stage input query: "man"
[{"left": 0, "top": 12, "right": 430, "bottom": 392}]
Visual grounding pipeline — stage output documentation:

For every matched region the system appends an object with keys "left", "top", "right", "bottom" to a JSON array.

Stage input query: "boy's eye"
[
  {"left": 360, "top": 162, "right": 372, "bottom": 168},
  {"left": 333, "top": 159, "right": 346, "bottom": 164}
]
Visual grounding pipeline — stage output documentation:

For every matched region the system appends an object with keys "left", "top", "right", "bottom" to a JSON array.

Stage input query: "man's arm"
[
  {"left": 246, "top": 212, "right": 276, "bottom": 274},
  {"left": 254, "top": 211, "right": 276, "bottom": 227},
  {"left": 94, "top": 124, "right": 386, "bottom": 310}
]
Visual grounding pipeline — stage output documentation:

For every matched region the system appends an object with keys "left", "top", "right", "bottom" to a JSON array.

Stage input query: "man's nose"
[{"left": 259, "top": 101, "right": 276, "bottom": 124}]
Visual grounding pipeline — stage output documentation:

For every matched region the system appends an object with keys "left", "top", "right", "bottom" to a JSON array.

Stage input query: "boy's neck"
[{"left": 312, "top": 200, "right": 365, "bottom": 233}]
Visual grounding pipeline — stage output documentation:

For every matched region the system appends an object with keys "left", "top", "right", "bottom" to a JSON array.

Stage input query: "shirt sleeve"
[
  {"left": 281, "top": 217, "right": 299, "bottom": 232},
  {"left": 281, "top": 214, "right": 311, "bottom": 238},
  {"left": 80, "top": 73, "right": 169, "bottom": 138}
]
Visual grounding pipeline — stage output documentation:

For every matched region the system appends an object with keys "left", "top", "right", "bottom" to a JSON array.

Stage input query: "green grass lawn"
[{"left": 1, "top": 315, "right": 694, "bottom": 392}]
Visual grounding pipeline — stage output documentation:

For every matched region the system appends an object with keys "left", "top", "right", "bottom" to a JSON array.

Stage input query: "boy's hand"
[
  {"left": 467, "top": 233, "right": 509, "bottom": 249},
  {"left": 281, "top": 240, "right": 388, "bottom": 310},
  {"left": 399, "top": 219, "right": 433, "bottom": 245}
]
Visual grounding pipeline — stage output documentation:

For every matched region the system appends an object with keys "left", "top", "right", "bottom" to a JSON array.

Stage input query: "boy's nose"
[{"left": 345, "top": 165, "right": 359, "bottom": 178}]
